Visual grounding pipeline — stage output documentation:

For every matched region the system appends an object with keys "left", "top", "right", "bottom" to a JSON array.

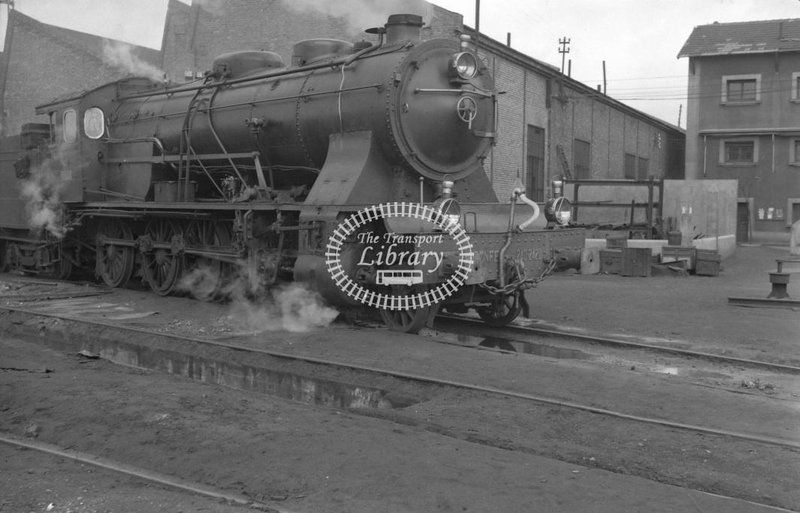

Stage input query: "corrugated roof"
[{"left": 678, "top": 18, "right": 800, "bottom": 58}]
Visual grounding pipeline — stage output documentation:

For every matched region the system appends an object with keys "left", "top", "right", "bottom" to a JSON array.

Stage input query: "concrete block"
[
  {"left": 580, "top": 247, "right": 600, "bottom": 274},
  {"left": 585, "top": 238, "right": 608, "bottom": 250},
  {"left": 625, "top": 239, "right": 668, "bottom": 257},
  {"left": 691, "top": 235, "right": 736, "bottom": 260},
  {"left": 791, "top": 220, "right": 800, "bottom": 256}
]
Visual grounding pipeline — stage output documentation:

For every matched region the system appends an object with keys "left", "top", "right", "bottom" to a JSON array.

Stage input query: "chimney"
[{"left": 385, "top": 14, "right": 423, "bottom": 45}]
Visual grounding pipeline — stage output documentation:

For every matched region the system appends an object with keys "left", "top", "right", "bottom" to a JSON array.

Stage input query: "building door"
[
  {"left": 736, "top": 201, "right": 750, "bottom": 243},
  {"left": 526, "top": 125, "right": 545, "bottom": 202}
]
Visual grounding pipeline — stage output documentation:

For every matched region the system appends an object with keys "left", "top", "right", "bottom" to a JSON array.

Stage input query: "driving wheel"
[
  {"left": 96, "top": 218, "right": 135, "bottom": 288},
  {"left": 142, "top": 218, "right": 183, "bottom": 296}
]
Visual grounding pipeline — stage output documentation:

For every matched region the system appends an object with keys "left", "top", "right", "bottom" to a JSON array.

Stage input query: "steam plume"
[
  {"left": 20, "top": 150, "right": 69, "bottom": 239},
  {"left": 102, "top": 41, "right": 167, "bottom": 83},
  {"left": 178, "top": 261, "right": 339, "bottom": 333},
  {"left": 281, "top": 0, "right": 433, "bottom": 37}
]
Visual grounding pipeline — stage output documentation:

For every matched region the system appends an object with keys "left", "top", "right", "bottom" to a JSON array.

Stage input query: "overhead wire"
[
  {"left": 568, "top": 71, "right": 800, "bottom": 103},
  {"left": 569, "top": 76, "right": 800, "bottom": 103}
]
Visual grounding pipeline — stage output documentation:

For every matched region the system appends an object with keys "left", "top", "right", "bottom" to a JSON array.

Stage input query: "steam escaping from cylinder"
[
  {"left": 177, "top": 261, "right": 339, "bottom": 333},
  {"left": 19, "top": 149, "right": 69, "bottom": 239},
  {"left": 280, "top": 0, "right": 433, "bottom": 38},
  {"left": 102, "top": 41, "right": 167, "bottom": 83}
]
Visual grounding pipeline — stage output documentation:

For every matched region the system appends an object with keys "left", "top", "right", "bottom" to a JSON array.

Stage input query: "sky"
[{"left": 3, "top": 0, "right": 800, "bottom": 127}]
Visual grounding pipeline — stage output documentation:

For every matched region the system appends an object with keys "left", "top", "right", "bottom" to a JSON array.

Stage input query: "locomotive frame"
[{"left": 0, "top": 14, "right": 585, "bottom": 333}]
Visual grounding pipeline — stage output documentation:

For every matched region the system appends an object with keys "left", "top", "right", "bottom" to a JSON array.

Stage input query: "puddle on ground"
[
  {"left": 652, "top": 365, "right": 680, "bottom": 376},
  {"left": 430, "top": 331, "right": 592, "bottom": 360}
]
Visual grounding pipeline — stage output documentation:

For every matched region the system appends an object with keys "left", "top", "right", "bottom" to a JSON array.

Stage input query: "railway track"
[
  {"left": 1, "top": 278, "right": 797, "bottom": 452},
  {"left": 1, "top": 307, "right": 798, "bottom": 451},
  {"left": 433, "top": 314, "right": 800, "bottom": 375},
  {"left": 0, "top": 434, "right": 284, "bottom": 512},
  {"left": 4, "top": 334, "right": 796, "bottom": 513},
  {"left": 1, "top": 276, "right": 799, "bottom": 509}
]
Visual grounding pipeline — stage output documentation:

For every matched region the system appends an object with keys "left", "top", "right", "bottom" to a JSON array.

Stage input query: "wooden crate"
[
  {"left": 621, "top": 247, "right": 652, "bottom": 277},
  {"left": 695, "top": 260, "right": 720, "bottom": 276},
  {"left": 695, "top": 249, "right": 721, "bottom": 276},
  {"left": 661, "top": 246, "right": 696, "bottom": 270},
  {"left": 599, "top": 249, "right": 622, "bottom": 274}
]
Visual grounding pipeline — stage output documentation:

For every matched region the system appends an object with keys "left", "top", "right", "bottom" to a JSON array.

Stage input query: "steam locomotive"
[{"left": 0, "top": 14, "right": 584, "bottom": 333}]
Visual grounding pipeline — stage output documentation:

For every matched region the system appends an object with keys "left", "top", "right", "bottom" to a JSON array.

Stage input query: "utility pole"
[
  {"left": 0, "top": 0, "right": 15, "bottom": 136},
  {"left": 0, "top": 0, "right": 12, "bottom": 51},
  {"left": 602, "top": 60, "right": 607, "bottom": 94},
  {"left": 473, "top": 0, "right": 480, "bottom": 48},
  {"left": 558, "top": 37, "right": 570, "bottom": 74}
]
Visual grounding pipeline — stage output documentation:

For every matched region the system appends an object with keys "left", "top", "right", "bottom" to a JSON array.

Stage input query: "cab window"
[
  {"left": 63, "top": 109, "right": 78, "bottom": 143},
  {"left": 83, "top": 107, "right": 105, "bottom": 139}
]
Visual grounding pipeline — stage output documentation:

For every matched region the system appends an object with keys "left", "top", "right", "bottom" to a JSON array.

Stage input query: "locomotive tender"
[{"left": 0, "top": 14, "right": 584, "bottom": 332}]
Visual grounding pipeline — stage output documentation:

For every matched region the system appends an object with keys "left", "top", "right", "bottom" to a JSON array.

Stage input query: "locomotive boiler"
[{"left": 0, "top": 14, "right": 584, "bottom": 333}]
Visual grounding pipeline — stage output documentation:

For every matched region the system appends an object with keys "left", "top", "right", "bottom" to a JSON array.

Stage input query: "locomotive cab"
[{"left": 36, "top": 100, "right": 97, "bottom": 203}]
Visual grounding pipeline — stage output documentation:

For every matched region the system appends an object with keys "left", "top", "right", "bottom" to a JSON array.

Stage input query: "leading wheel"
[
  {"left": 379, "top": 307, "right": 431, "bottom": 334},
  {"left": 478, "top": 291, "right": 523, "bottom": 327},
  {"left": 378, "top": 285, "right": 433, "bottom": 334}
]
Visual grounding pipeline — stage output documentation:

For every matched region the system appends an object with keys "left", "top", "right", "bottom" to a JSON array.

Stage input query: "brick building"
[
  {"left": 470, "top": 31, "right": 684, "bottom": 206},
  {"left": 0, "top": 8, "right": 160, "bottom": 137},
  {"left": 158, "top": 0, "right": 461, "bottom": 87},
  {"left": 157, "top": 0, "right": 684, "bottom": 208}
]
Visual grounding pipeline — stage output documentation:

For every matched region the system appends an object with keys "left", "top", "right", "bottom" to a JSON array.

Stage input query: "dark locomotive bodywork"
[{"left": 0, "top": 15, "right": 584, "bottom": 332}]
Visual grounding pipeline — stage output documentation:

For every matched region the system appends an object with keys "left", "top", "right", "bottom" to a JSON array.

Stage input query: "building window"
[
  {"left": 790, "top": 139, "right": 800, "bottom": 165},
  {"left": 526, "top": 125, "right": 545, "bottom": 202},
  {"left": 721, "top": 74, "right": 760, "bottom": 104},
  {"left": 573, "top": 139, "right": 591, "bottom": 179},
  {"left": 624, "top": 153, "right": 636, "bottom": 179},
  {"left": 727, "top": 79, "right": 756, "bottom": 101},
  {"left": 625, "top": 154, "right": 650, "bottom": 179},
  {"left": 720, "top": 139, "right": 757, "bottom": 164},
  {"left": 637, "top": 157, "right": 649, "bottom": 179},
  {"left": 792, "top": 72, "right": 800, "bottom": 101}
]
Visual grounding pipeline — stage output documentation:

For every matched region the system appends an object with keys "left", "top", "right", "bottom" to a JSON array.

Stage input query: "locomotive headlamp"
[
  {"left": 450, "top": 52, "right": 478, "bottom": 80},
  {"left": 551, "top": 178, "right": 564, "bottom": 198},
  {"left": 544, "top": 197, "right": 572, "bottom": 226},
  {"left": 438, "top": 197, "right": 462, "bottom": 229}
]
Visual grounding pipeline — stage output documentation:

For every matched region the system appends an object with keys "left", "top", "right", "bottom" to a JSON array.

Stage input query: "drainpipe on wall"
[
  {"left": 703, "top": 134, "right": 707, "bottom": 177},
  {"left": 771, "top": 133, "right": 775, "bottom": 174}
]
